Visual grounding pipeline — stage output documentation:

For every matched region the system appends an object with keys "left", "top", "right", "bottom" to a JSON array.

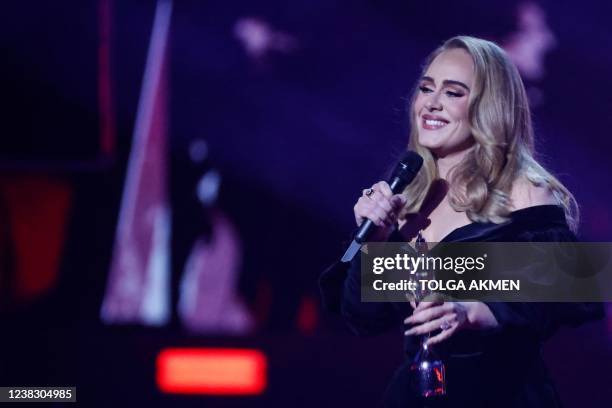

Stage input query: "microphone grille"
[{"left": 396, "top": 151, "right": 423, "bottom": 177}]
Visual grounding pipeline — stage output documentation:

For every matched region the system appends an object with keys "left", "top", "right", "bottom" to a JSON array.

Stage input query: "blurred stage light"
[{"left": 156, "top": 348, "right": 267, "bottom": 395}]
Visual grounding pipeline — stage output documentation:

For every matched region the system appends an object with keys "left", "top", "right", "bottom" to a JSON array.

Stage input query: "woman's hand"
[
  {"left": 404, "top": 299, "right": 499, "bottom": 346},
  {"left": 354, "top": 181, "right": 407, "bottom": 242}
]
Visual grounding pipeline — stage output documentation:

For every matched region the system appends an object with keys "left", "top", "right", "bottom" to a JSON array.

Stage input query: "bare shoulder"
[{"left": 510, "top": 176, "right": 559, "bottom": 210}]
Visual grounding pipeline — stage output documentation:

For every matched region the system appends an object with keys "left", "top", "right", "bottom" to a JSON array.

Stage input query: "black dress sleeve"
[
  {"left": 320, "top": 254, "right": 407, "bottom": 336},
  {"left": 484, "top": 226, "right": 604, "bottom": 341}
]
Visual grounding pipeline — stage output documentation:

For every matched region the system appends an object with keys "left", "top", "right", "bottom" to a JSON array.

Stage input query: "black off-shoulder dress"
[{"left": 319, "top": 205, "right": 603, "bottom": 407}]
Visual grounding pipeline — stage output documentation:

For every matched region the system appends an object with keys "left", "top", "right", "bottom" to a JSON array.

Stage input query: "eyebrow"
[{"left": 421, "top": 76, "right": 470, "bottom": 92}]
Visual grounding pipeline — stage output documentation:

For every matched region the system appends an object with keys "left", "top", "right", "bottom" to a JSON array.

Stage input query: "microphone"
[{"left": 341, "top": 151, "right": 423, "bottom": 262}]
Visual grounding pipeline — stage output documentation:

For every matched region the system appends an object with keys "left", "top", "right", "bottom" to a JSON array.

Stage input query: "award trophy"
[{"left": 407, "top": 232, "right": 446, "bottom": 399}]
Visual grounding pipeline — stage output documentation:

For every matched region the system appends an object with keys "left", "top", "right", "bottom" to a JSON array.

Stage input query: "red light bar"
[{"left": 156, "top": 348, "right": 267, "bottom": 395}]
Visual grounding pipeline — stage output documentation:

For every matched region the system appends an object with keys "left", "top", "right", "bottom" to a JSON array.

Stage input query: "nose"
[{"left": 425, "top": 93, "right": 442, "bottom": 111}]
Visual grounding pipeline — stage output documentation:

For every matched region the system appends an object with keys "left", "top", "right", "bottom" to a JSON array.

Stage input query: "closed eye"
[
  {"left": 445, "top": 90, "right": 464, "bottom": 98},
  {"left": 419, "top": 85, "right": 433, "bottom": 93}
]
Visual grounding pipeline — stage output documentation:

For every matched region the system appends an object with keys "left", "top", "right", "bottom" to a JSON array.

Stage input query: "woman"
[{"left": 320, "top": 36, "right": 602, "bottom": 407}]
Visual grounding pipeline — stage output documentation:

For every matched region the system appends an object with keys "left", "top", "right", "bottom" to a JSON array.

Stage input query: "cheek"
[
  {"left": 447, "top": 100, "right": 470, "bottom": 124},
  {"left": 413, "top": 97, "right": 424, "bottom": 115}
]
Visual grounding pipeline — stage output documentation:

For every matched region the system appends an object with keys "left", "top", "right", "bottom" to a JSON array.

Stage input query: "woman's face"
[{"left": 414, "top": 48, "right": 475, "bottom": 158}]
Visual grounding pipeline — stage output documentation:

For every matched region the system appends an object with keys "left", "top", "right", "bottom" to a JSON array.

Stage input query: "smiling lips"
[{"left": 421, "top": 114, "right": 449, "bottom": 130}]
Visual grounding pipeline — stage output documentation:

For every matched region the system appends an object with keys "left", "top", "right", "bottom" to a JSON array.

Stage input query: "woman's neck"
[{"left": 435, "top": 148, "right": 470, "bottom": 179}]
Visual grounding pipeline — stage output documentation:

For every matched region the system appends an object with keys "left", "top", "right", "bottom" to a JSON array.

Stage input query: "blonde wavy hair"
[{"left": 403, "top": 36, "right": 579, "bottom": 231}]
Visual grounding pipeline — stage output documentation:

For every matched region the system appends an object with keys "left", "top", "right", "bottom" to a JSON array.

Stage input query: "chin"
[
  {"left": 417, "top": 133, "right": 448, "bottom": 151},
  {"left": 418, "top": 131, "right": 474, "bottom": 157}
]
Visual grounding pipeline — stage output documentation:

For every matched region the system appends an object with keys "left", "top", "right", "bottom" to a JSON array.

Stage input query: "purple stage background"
[{"left": 1, "top": 0, "right": 611, "bottom": 407}]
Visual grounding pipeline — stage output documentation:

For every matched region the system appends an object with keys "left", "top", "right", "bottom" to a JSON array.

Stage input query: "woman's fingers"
[
  {"left": 353, "top": 181, "right": 408, "bottom": 241},
  {"left": 369, "top": 191, "right": 393, "bottom": 213},
  {"left": 404, "top": 314, "right": 456, "bottom": 336},
  {"left": 404, "top": 302, "right": 471, "bottom": 345},
  {"left": 404, "top": 303, "right": 450, "bottom": 325},
  {"left": 413, "top": 297, "right": 445, "bottom": 313},
  {"left": 374, "top": 181, "right": 393, "bottom": 198},
  {"left": 364, "top": 203, "right": 392, "bottom": 227},
  {"left": 369, "top": 182, "right": 407, "bottom": 210},
  {"left": 425, "top": 324, "right": 458, "bottom": 346},
  {"left": 391, "top": 194, "right": 407, "bottom": 210},
  {"left": 355, "top": 188, "right": 399, "bottom": 227}
]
